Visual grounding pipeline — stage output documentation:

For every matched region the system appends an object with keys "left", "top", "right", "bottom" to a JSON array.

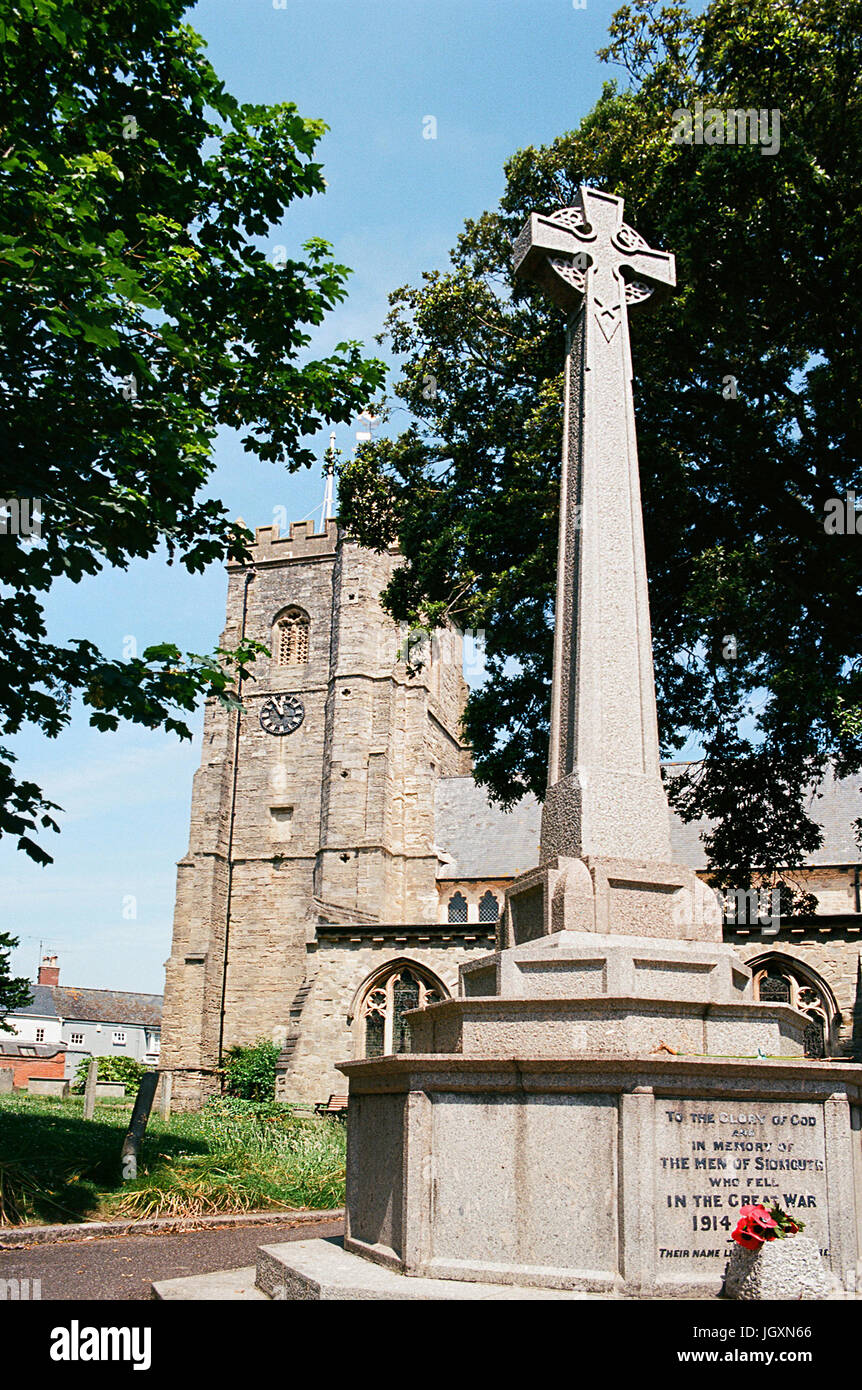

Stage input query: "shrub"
[
  {"left": 71, "top": 1054, "right": 147, "bottom": 1094},
  {"left": 222, "top": 1039, "right": 280, "bottom": 1101}
]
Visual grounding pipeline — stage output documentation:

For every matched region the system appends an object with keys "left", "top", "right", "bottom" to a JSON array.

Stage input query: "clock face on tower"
[{"left": 259, "top": 694, "right": 304, "bottom": 737}]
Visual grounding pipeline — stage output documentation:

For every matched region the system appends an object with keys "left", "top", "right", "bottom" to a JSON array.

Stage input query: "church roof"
[
  {"left": 666, "top": 763, "right": 862, "bottom": 871},
  {"left": 436, "top": 766, "right": 862, "bottom": 880},
  {"left": 434, "top": 777, "right": 541, "bottom": 879}
]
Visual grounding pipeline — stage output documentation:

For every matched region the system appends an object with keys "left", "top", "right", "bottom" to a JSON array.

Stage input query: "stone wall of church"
[
  {"left": 160, "top": 682, "right": 238, "bottom": 1106},
  {"left": 280, "top": 934, "right": 495, "bottom": 1103},
  {"left": 436, "top": 879, "right": 511, "bottom": 924},
  {"left": 718, "top": 864, "right": 862, "bottom": 1059},
  {"left": 313, "top": 528, "right": 470, "bottom": 926},
  {"left": 801, "top": 865, "right": 859, "bottom": 917},
  {"left": 221, "top": 530, "right": 340, "bottom": 1051}
]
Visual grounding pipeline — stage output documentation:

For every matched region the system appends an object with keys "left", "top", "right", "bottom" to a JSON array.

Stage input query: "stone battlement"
[
  {"left": 227, "top": 518, "right": 339, "bottom": 567},
  {"left": 229, "top": 519, "right": 401, "bottom": 568}
]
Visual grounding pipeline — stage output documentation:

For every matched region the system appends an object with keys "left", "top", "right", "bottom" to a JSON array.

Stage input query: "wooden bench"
[{"left": 314, "top": 1093, "right": 348, "bottom": 1119}]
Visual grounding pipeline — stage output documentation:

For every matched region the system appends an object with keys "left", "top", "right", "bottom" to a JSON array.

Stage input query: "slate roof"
[
  {"left": 7, "top": 986, "right": 162, "bottom": 1028},
  {"left": 13, "top": 984, "right": 56, "bottom": 1018},
  {"left": 435, "top": 765, "right": 862, "bottom": 879},
  {"left": 52, "top": 987, "right": 162, "bottom": 1028},
  {"left": 0, "top": 1040, "right": 66, "bottom": 1058},
  {"left": 434, "top": 777, "right": 541, "bottom": 879},
  {"left": 665, "top": 762, "right": 862, "bottom": 871}
]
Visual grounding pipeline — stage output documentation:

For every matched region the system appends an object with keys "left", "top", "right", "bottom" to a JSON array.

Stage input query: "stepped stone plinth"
[
  {"left": 503, "top": 854, "right": 721, "bottom": 943},
  {"left": 411, "top": 933, "right": 808, "bottom": 1061}
]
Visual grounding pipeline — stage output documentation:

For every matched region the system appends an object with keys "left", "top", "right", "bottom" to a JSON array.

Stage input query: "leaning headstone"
[
  {"left": 83, "top": 1057, "right": 99, "bottom": 1119},
  {"left": 120, "top": 1072, "right": 159, "bottom": 1181},
  {"left": 0, "top": 1068, "right": 13, "bottom": 1094}
]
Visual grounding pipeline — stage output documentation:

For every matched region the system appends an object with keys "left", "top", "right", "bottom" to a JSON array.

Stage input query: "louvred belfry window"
[{"left": 275, "top": 608, "right": 310, "bottom": 666}]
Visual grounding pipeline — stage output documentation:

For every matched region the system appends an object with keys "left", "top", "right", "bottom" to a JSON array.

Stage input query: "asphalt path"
[{"left": 0, "top": 1216, "right": 344, "bottom": 1300}]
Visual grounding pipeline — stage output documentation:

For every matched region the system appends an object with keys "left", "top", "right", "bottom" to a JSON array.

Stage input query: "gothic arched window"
[
  {"left": 355, "top": 963, "right": 445, "bottom": 1058},
  {"left": 274, "top": 607, "right": 309, "bottom": 666},
  {"left": 751, "top": 954, "right": 837, "bottom": 1059},
  {"left": 478, "top": 890, "right": 499, "bottom": 923},
  {"left": 447, "top": 891, "right": 468, "bottom": 924}
]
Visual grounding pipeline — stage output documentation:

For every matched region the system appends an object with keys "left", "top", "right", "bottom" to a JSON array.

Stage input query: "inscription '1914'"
[{"left": 653, "top": 1100, "right": 829, "bottom": 1271}]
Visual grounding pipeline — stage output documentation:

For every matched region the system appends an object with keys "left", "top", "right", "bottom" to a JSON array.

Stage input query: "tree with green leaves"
[
  {"left": 339, "top": 0, "right": 862, "bottom": 904},
  {"left": 0, "top": 0, "right": 385, "bottom": 863},
  {"left": 222, "top": 1039, "right": 279, "bottom": 1102},
  {"left": 0, "top": 933, "right": 32, "bottom": 1029},
  {"left": 71, "top": 1053, "right": 146, "bottom": 1093}
]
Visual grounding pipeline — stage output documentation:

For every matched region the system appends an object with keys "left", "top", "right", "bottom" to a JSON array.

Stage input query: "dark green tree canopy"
[
  {"left": 0, "top": 0, "right": 385, "bottom": 862},
  {"left": 0, "top": 933, "right": 32, "bottom": 1028},
  {"left": 339, "top": 0, "right": 862, "bottom": 898}
]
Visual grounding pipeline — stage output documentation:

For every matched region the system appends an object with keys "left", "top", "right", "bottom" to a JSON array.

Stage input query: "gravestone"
[
  {"left": 159, "top": 1070, "right": 173, "bottom": 1120},
  {"left": 28, "top": 1078, "right": 69, "bottom": 1099},
  {"left": 0, "top": 1068, "right": 13, "bottom": 1093},
  {"left": 83, "top": 1056, "right": 98, "bottom": 1119},
  {"left": 275, "top": 187, "right": 862, "bottom": 1299},
  {"left": 95, "top": 1082, "right": 126, "bottom": 1100}
]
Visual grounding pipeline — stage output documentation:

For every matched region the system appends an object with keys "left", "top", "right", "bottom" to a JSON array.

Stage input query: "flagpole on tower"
[{"left": 323, "top": 431, "right": 336, "bottom": 525}]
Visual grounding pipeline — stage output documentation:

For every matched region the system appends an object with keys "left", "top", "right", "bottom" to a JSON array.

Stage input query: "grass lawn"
[{"left": 0, "top": 1093, "right": 346, "bottom": 1226}]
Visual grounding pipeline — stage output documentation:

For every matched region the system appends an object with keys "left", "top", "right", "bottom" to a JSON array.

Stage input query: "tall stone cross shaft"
[{"left": 514, "top": 186, "right": 676, "bottom": 866}]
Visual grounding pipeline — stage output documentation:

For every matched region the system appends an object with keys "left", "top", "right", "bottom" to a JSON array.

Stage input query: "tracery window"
[
  {"left": 274, "top": 607, "right": 310, "bottom": 666},
  {"left": 447, "top": 891, "right": 468, "bottom": 924},
  {"left": 478, "top": 890, "right": 499, "bottom": 923},
  {"left": 751, "top": 956, "right": 835, "bottom": 1059},
  {"left": 358, "top": 964, "right": 444, "bottom": 1058}
]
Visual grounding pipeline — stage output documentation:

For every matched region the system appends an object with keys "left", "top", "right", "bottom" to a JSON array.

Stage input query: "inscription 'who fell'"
[{"left": 655, "top": 1103, "right": 829, "bottom": 1267}]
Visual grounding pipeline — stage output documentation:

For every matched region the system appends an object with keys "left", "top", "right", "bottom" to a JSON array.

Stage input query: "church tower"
[{"left": 160, "top": 519, "right": 471, "bottom": 1109}]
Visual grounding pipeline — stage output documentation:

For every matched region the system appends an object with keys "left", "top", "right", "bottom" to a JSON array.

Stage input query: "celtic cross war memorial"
[{"left": 267, "top": 187, "right": 862, "bottom": 1300}]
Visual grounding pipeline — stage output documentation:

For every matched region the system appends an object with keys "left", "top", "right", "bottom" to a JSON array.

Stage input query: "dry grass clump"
[{"left": 0, "top": 1093, "right": 346, "bottom": 1224}]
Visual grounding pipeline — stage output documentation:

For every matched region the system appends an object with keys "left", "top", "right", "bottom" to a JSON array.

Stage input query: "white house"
[{"left": 6, "top": 957, "right": 162, "bottom": 1079}]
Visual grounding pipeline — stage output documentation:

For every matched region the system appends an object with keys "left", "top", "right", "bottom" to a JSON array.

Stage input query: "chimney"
[{"left": 38, "top": 954, "right": 59, "bottom": 986}]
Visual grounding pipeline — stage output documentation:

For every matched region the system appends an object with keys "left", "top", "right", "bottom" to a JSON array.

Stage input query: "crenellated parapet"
[
  {"left": 228, "top": 519, "right": 401, "bottom": 569},
  {"left": 227, "top": 518, "right": 340, "bottom": 568}
]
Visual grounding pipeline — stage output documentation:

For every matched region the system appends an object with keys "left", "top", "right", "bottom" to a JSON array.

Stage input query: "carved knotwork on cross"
[{"left": 513, "top": 185, "right": 676, "bottom": 339}]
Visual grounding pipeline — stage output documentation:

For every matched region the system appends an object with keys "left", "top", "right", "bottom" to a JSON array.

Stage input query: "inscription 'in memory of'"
[{"left": 653, "top": 1100, "right": 829, "bottom": 1271}]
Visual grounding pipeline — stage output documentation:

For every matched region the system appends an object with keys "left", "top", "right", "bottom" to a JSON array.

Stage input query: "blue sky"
[{"left": 3, "top": 0, "right": 651, "bottom": 993}]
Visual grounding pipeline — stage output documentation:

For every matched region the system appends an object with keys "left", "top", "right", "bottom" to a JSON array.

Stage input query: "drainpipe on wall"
[
  {"left": 854, "top": 865, "right": 861, "bottom": 914},
  {"left": 217, "top": 562, "right": 256, "bottom": 1081}
]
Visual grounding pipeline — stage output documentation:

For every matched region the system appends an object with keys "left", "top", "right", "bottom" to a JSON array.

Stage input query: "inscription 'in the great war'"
[{"left": 653, "top": 1100, "right": 829, "bottom": 1272}]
